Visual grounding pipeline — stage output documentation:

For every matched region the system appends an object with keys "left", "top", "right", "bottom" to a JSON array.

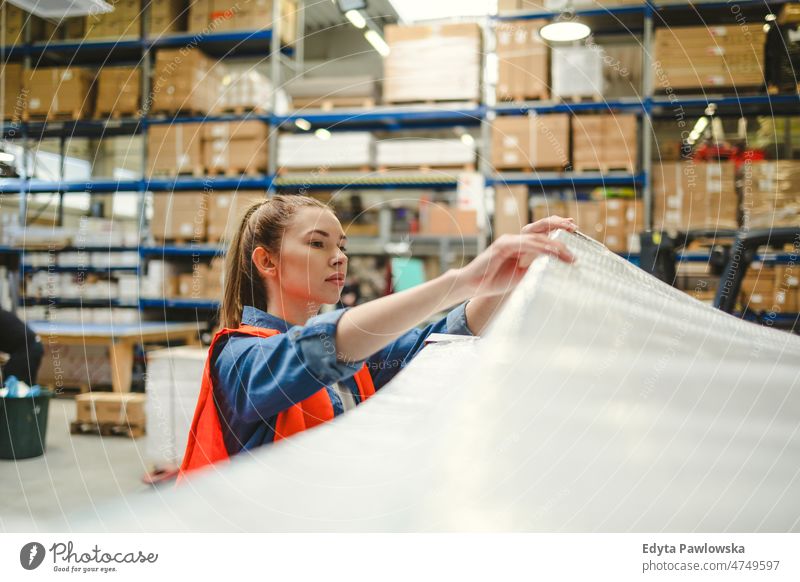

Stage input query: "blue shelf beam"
[
  {"left": 274, "top": 106, "right": 486, "bottom": 131},
  {"left": 20, "top": 297, "right": 138, "bottom": 308},
  {"left": 494, "top": 98, "right": 647, "bottom": 116},
  {"left": 140, "top": 245, "right": 223, "bottom": 257},
  {"left": 488, "top": 172, "right": 645, "bottom": 187},
  {"left": 21, "top": 265, "right": 138, "bottom": 274},
  {"left": 144, "top": 175, "right": 274, "bottom": 191},
  {"left": 139, "top": 298, "right": 220, "bottom": 310}
]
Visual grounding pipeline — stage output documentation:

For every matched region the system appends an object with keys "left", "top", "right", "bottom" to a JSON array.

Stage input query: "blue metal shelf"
[
  {"left": 488, "top": 172, "right": 645, "bottom": 187},
  {"left": 139, "top": 298, "right": 220, "bottom": 310},
  {"left": 25, "top": 179, "right": 142, "bottom": 193},
  {"left": 28, "top": 38, "right": 144, "bottom": 54},
  {"left": 494, "top": 98, "right": 646, "bottom": 115},
  {"left": 273, "top": 172, "right": 461, "bottom": 191},
  {"left": 140, "top": 245, "right": 223, "bottom": 257},
  {"left": 145, "top": 175, "right": 274, "bottom": 191},
  {"left": 650, "top": 93, "right": 800, "bottom": 117},
  {"left": 495, "top": 3, "right": 647, "bottom": 20},
  {"left": 274, "top": 105, "right": 486, "bottom": 131},
  {"left": 20, "top": 296, "right": 138, "bottom": 308},
  {"left": 145, "top": 113, "right": 271, "bottom": 125},
  {"left": 21, "top": 265, "right": 138, "bottom": 274}
]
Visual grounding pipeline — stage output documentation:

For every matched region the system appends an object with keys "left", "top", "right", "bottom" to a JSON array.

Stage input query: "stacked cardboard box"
[
  {"left": 740, "top": 160, "right": 800, "bottom": 228},
  {"left": 494, "top": 185, "right": 529, "bottom": 236},
  {"left": 203, "top": 121, "right": 269, "bottom": 175},
  {"left": 150, "top": 191, "right": 210, "bottom": 242},
  {"left": 602, "top": 43, "right": 643, "bottom": 98},
  {"left": 552, "top": 46, "right": 604, "bottom": 98},
  {"left": 652, "top": 161, "right": 738, "bottom": 231},
  {"left": 383, "top": 23, "right": 481, "bottom": 103},
  {"left": 420, "top": 200, "right": 479, "bottom": 236},
  {"left": 1, "top": 3, "right": 25, "bottom": 44},
  {"left": 1, "top": 63, "right": 24, "bottom": 120},
  {"left": 207, "top": 192, "right": 260, "bottom": 242},
  {"left": 24, "top": 68, "right": 95, "bottom": 119},
  {"left": 572, "top": 114, "right": 638, "bottom": 172},
  {"left": 566, "top": 198, "right": 643, "bottom": 253},
  {"left": 220, "top": 66, "right": 272, "bottom": 112},
  {"left": 189, "top": 0, "right": 296, "bottom": 44},
  {"left": 531, "top": 197, "right": 567, "bottom": 223},
  {"left": 94, "top": 136, "right": 144, "bottom": 178},
  {"left": 150, "top": 48, "right": 221, "bottom": 115},
  {"left": 376, "top": 139, "right": 475, "bottom": 169},
  {"left": 76, "top": 392, "right": 146, "bottom": 432},
  {"left": 739, "top": 262, "right": 777, "bottom": 312},
  {"left": 491, "top": 113, "right": 570, "bottom": 170},
  {"left": 654, "top": 25, "right": 766, "bottom": 89},
  {"left": 278, "top": 132, "right": 374, "bottom": 170},
  {"left": 147, "top": 0, "right": 186, "bottom": 37},
  {"left": 147, "top": 123, "right": 204, "bottom": 176},
  {"left": 95, "top": 67, "right": 141, "bottom": 117},
  {"left": 496, "top": 19, "right": 549, "bottom": 102},
  {"left": 774, "top": 265, "right": 799, "bottom": 313},
  {"left": 84, "top": 0, "right": 141, "bottom": 39},
  {"left": 287, "top": 75, "right": 377, "bottom": 109}
]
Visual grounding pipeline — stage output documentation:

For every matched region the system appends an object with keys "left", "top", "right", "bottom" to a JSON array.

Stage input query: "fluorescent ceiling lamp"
[
  {"left": 460, "top": 134, "right": 475, "bottom": 146},
  {"left": 345, "top": 9, "right": 367, "bottom": 28},
  {"left": 315, "top": 128, "right": 332, "bottom": 140},
  {"left": 294, "top": 118, "right": 312, "bottom": 131},
  {"left": 5, "top": 0, "right": 112, "bottom": 18},
  {"left": 364, "top": 29, "right": 390, "bottom": 56},
  {"left": 539, "top": 21, "right": 591, "bottom": 43}
]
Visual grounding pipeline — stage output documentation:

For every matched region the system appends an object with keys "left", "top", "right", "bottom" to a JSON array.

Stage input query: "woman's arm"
[{"left": 335, "top": 232, "right": 574, "bottom": 363}]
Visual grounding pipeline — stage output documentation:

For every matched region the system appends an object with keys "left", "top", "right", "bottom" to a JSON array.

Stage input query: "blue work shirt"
[{"left": 211, "top": 302, "right": 474, "bottom": 455}]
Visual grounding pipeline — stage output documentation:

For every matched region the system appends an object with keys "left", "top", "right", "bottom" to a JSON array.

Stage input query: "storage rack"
[{"left": 2, "top": 0, "right": 799, "bottom": 318}]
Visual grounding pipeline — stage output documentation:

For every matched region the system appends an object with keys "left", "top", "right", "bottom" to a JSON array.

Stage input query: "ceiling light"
[
  {"left": 315, "top": 128, "right": 332, "bottom": 140},
  {"left": 539, "top": 21, "right": 591, "bottom": 43},
  {"left": 345, "top": 9, "right": 367, "bottom": 29},
  {"left": 364, "top": 29, "right": 390, "bottom": 57},
  {"left": 0, "top": 151, "right": 15, "bottom": 163},
  {"left": 294, "top": 118, "right": 312, "bottom": 131},
  {"left": 765, "top": 13, "right": 777, "bottom": 22},
  {"left": 460, "top": 134, "right": 475, "bottom": 146}
]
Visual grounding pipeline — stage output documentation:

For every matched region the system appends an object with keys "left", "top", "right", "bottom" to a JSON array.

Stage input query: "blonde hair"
[{"left": 221, "top": 194, "right": 330, "bottom": 328}]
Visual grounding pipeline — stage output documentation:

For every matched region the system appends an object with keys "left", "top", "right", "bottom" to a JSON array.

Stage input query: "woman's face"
[{"left": 275, "top": 206, "right": 349, "bottom": 308}]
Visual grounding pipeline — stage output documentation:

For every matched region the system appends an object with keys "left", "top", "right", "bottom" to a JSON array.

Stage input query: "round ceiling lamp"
[{"left": 539, "top": 20, "right": 592, "bottom": 43}]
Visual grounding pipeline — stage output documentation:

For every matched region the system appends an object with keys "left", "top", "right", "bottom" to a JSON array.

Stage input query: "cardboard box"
[
  {"left": 383, "top": 23, "right": 481, "bottom": 103},
  {"left": 653, "top": 161, "right": 737, "bottom": 231},
  {"left": 147, "top": 123, "right": 204, "bottom": 175},
  {"left": 207, "top": 191, "right": 261, "bottom": 242},
  {"left": 552, "top": 46, "right": 604, "bottom": 98},
  {"left": 202, "top": 121, "right": 269, "bottom": 174},
  {"left": 1, "top": 62, "right": 24, "bottom": 120},
  {"left": 75, "top": 392, "right": 146, "bottom": 426},
  {"left": 84, "top": 0, "right": 141, "bottom": 39},
  {"left": 496, "top": 19, "right": 549, "bottom": 101},
  {"left": 421, "top": 201, "right": 478, "bottom": 236},
  {"left": 740, "top": 265, "right": 776, "bottom": 311},
  {"left": 24, "top": 68, "right": 95, "bottom": 118},
  {"left": 1, "top": 4, "right": 25, "bottom": 44},
  {"left": 189, "top": 0, "right": 296, "bottom": 44},
  {"left": 96, "top": 66, "right": 141, "bottom": 117},
  {"left": 150, "top": 48, "right": 220, "bottom": 114},
  {"left": 573, "top": 113, "right": 638, "bottom": 171},
  {"left": 494, "top": 185, "right": 529, "bottom": 236},
  {"left": 565, "top": 198, "right": 640, "bottom": 253},
  {"left": 147, "top": 0, "right": 186, "bottom": 36},
  {"left": 740, "top": 160, "right": 800, "bottom": 228},
  {"left": 491, "top": 113, "right": 570, "bottom": 170},
  {"left": 531, "top": 198, "right": 566, "bottom": 223},
  {"left": 151, "top": 191, "right": 210, "bottom": 242}
]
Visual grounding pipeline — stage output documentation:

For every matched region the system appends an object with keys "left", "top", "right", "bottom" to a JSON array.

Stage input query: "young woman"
[{"left": 180, "top": 195, "right": 576, "bottom": 476}]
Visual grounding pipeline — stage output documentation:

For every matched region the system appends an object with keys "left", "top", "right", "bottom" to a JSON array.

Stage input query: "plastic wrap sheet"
[{"left": 66, "top": 231, "right": 800, "bottom": 532}]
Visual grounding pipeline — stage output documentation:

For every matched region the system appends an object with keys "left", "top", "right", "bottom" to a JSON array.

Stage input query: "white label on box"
[
  {"left": 788, "top": 276, "right": 799, "bottom": 287},
  {"left": 707, "top": 46, "right": 725, "bottom": 56},
  {"left": 180, "top": 223, "right": 193, "bottom": 236},
  {"left": 710, "top": 26, "right": 727, "bottom": 36},
  {"left": 503, "top": 136, "right": 519, "bottom": 148},
  {"left": 775, "top": 291, "right": 786, "bottom": 304},
  {"left": 707, "top": 75, "right": 725, "bottom": 85},
  {"left": 503, "top": 152, "right": 519, "bottom": 164},
  {"left": 607, "top": 217, "right": 621, "bottom": 227},
  {"left": 504, "top": 197, "right": 519, "bottom": 215},
  {"left": 62, "top": 70, "right": 73, "bottom": 80},
  {"left": 30, "top": 98, "right": 40, "bottom": 109},
  {"left": 217, "top": 196, "right": 231, "bottom": 208}
]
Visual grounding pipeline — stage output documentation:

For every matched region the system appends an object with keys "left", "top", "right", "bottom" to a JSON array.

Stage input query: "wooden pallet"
[
  {"left": 277, "top": 165, "right": 372, "bottom": 175},
  {"left": 93, "top": 109, "right": 141, "bottom": 120},
  {"left": 382, "top": 98, "right": 480, "bottom": 108},
  {"left": 148, "top": 109, "right": 208, "bottom": 119},
  {"left": 495, "top": 164, "right": 571, "bottom": 173},
  {"left": 204, "top": 165, "right": 265, "bottom": 177},
  {"left": 377, "top": 163, "right": 476, "bottom": 173},
  {"left": 70, "top": 420, "right": 145, "bottom": 439},
  {"left": 219, "top": 105, "right": 267, "bottom": 116},
  {"left": 148, "top": 166, "right": 206, "bottom": 178},
  {"left": 23, "top": 109, "right": 85, "bottom": 122},
  {"left": 573, "top": 162, "right": 636, "bottom": 174},
  {"left": 291, "top": 96, "right": 376, "bottom": 111},
  {"left": 557, "top": 94, "right": 604, "bottom": 104},
  {"left": 496, "top": 92, "right": 550, "bottom": 103}
]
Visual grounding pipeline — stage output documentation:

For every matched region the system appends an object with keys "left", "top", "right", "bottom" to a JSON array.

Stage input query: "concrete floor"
[{"left": 0, "top": 397, "right": 155, "bottom": 531}]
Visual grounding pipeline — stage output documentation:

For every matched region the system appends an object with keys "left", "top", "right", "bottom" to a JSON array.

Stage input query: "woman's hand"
[
  {"left": 454, "top": 232, "right": 575, "bottom": 298},
  {"left": 521, "top": 215, "right": 577, "bottom": 236}
]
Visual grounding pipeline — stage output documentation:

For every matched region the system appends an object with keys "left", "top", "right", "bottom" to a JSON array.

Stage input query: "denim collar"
[{"left": 241, "top": 305, "right": 292, "bottom": 333}]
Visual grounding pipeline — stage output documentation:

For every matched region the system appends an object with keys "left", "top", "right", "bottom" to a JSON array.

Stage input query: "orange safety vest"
[{"left": 178, "top": 323, "right": 376, "bottom": 480}]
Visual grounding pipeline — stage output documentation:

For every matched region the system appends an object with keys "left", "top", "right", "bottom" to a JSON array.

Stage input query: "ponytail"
[{"left": 220, "top": 194, "right": 330, "bottom": 329}]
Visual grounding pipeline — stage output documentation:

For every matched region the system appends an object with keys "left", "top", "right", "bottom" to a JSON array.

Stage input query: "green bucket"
[{"left": 0, "top": 392, "right": 52, "bottom": 460}]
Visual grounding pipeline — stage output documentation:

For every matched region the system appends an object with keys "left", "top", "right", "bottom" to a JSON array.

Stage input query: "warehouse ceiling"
[{"left": 302, "top": 0, "right": 401, "bottom": 32}]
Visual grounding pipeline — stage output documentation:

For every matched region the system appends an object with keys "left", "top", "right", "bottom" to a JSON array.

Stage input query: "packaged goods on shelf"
[
  {"left": 96, "top": 67, "right": 141, "bottom": 118},
  {"left": 62, "top": 17, "right": 86, "bottom": 39},
  {"left": 286, "top": 75, "right": 378, "bottom": 109},
  {"left": 89, "top": 251, "right": 139, "bottom": 268},
  {"left": 174, "top": 258, "right": 224, "bottom": 300},
  {"left": 147, "top": 0, "right": 187, "bottom": 37},
  {"left": 145, "top": 346, "right": 206, "bottom": 467},
  {"left": 1, "top": 63, "right": 24, "bottom": 120},
  {"left": 219, "top": 66, "right": 273, "bottom": 112},
  {"left": 147, "top": 123, "right": 204, "bottom": 176},
  {"left": 675, "top": 261, "right": 718, "bottom": 303},
  {"left": 24, "top": 68, "right": 95, "bottom": 119},
  {"left": 94, "top": 135, "right": 144, "bottom": 178},
  {"left": 565, "top": 198, "right": 642, "bottom": 253},
  {"left": 76, "top": 392, "right": 146, "bottom": 427},
  {"left": 654, "top": 26, "right": 766, "bottom": 90},
  {"left": 739, "top": 262, "right": 777, "bottom": 312},
  {"left": 419, "top": 199, "right": 478, "bottom": 236},
  {"left": 116, "top": 274, "right": 139, "bottom": 300},
  {"left": 552, "top": 46, "right": 604, "bottom": 98},
  {"left": 652, "top": 161, "right": 737, "bottom": 231},
  {"left": 76, "top": 217, "right": 140, "bottom": 247},
  {"left": 754, "top": 116, "right": 800, "bottom": 154},
  {"left": 531, "top": 197, "right": 567, "bottom": 223},
  {"left": 740, "top": 160, "right": 800, "bottom": 228},
  {"left": 491, "top": 113, "right": 570, "bottom": 170},
  {"left": 496, "top": 19, "right": 549, "bottom": 101},
  {"left": 572, "top": 113, "right": 638, "bottom": 172},
  {"left": 375, "top": 138, "right": 475, "bottom": 169},
  {"left": 1, "top": 225, "right": 72, "bottom": 247},
  {"left": 774, "top": 265, "right": 799, "bottom": 312},
  {"left": 150, "top": 191, "right": 210, "bottom": 242},
  {"left": 202, "top": 121, "right": 269, "bottom": 175},
  {"left": 140, "top": 260, "right": 180, "bottom": 298},
  {"left": 189, "top": 0, "right": 297, "bottom": 44},
  {"left": 493, "top": 185, "right": 529, "bottom": 236},
  {"left": 383, "top": 23, "right": 481, "bottom": 103},
  {"left": 1, "top": 3, "right": 24, "bottom": 43},
  {"left": 545, "top": 0, "right": 643, "bottom": 7},
  {"left": 278, "top": 132, "right": 374, "bottom": 169},
  {"left": 150, "top": 49, "right": 221, "bottom": 115},
  {"left": 207, "top": 192, "right": 262, "bottom": 242},
  {"left": 84, "top": 0, "right": 141, "bottom": 39},
  {"left": 39, "top": 344, "right": 113, "bottom": 388},
  {"left": 602, "top": 43, "right": 643, "bottom": 98},
  {"left": 765, "top": 21, "right": 800, "bottom": 94}
]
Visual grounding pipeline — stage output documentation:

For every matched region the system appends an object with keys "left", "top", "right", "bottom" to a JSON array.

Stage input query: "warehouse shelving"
[
  {"left": 274, "top": 104, "right": 486, "bottom": 131},
  {"left": 488, "top": 172, "right": 644, "bottom": 187}
]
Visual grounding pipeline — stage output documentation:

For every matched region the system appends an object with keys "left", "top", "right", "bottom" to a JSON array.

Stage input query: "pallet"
[
  {"left": 70, "top": 420, "right": 145, "bottom": 439},
  {"left": 767, "top": 84, "right": 800, "bottom": 95},
  {"left": 382, "top": 98, "right": 480, "bottom": 108},
  {"left": 148, "top": 166, "right": 206, "bottom": 178},
  {"left": 495, "top": 164, "right": 570, "bottom": 173},
  {"left": 496, "top": 92, "right": 550, "bottom": 103},
  {"left": 377, "top": 163, "right": 476, "bottom": 173},
  {"left": 204, "top": 165, "right": 265, "bottom": 177},
  {"left": 23, "top": 109, "right": 85, "bottom": 122},
  {"left": 557, "top": 94, "right": 604, "bottom": 104},
  {"left": 573, "top": 162, "right": 636, "bottom": 174},
  {"left": 277, "top": 165, "right": 372, "bottom": 175},
  {"left": 94, "top": 109, "right": 141, "bottom": 121},
  {"left": 291, "top": 96, "right": 376, "bottom": 111},
  {"left": 148, "top": 109, "right": 208, "bottom": 119},
  {"left": 219, "top": 105, "right": 267, "bottom": 116}
]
